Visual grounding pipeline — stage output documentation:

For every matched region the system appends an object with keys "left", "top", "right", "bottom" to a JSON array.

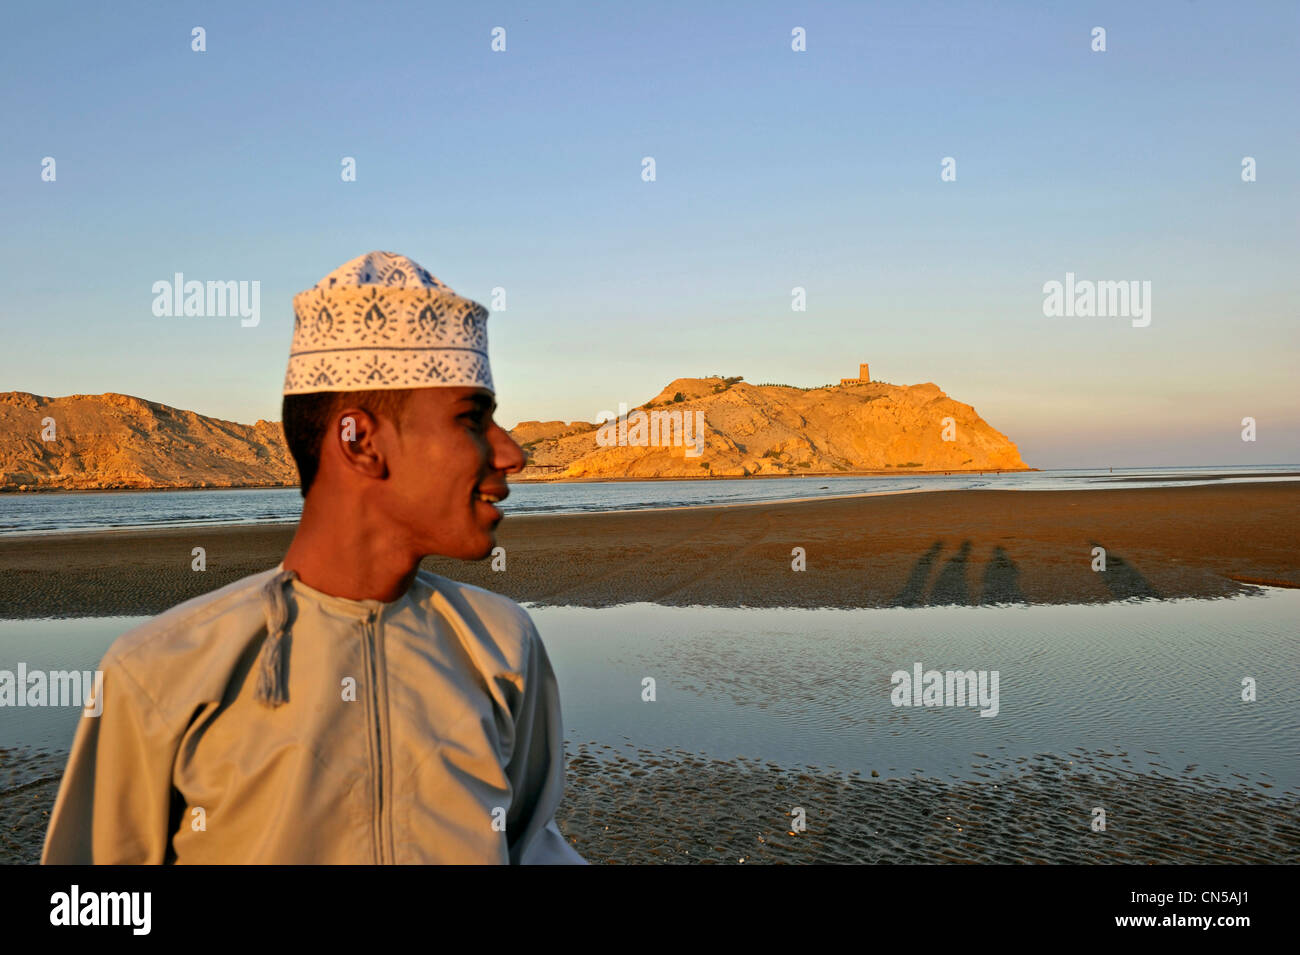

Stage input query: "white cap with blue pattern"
[{"left": 284, "top": 251, "right": 492, "bottom": 395}]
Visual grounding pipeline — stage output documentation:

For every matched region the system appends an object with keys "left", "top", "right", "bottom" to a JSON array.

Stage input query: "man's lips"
[
  {"left": 474, "top": 483, "right": 509, "bottom": 520},
  {"left": 474, "top": 483, "right": 509, "bottom": 504}
]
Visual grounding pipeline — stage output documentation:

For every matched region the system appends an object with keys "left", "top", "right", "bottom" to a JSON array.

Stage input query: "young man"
[{"left": 42, "top": 251, "right": 586, "bottom": 864}]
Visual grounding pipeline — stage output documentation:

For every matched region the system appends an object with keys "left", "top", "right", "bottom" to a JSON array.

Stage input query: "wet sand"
[
  {"left": 0, "top": 748, "right": 65, "bottom": 865},
  {"left": 556, "top": 744, "right": 1298, "bottom": 864},
  {"left": 0, "top": 482, "right": 1295, "bottom": 618},
  {"left": 4, "top": 742, "right": 1295, "bottom": 864},
  {"left": 3, "top": 482, "right": 1296, "bottom": 863}
]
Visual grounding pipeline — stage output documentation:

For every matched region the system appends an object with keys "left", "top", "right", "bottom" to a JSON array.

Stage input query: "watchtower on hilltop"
[{"left": 840, "top": 362, "right": 870, "bottom": 385}]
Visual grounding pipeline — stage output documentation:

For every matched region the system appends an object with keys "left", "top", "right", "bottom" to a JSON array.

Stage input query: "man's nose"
[{"left": 491, "top": 425, "right": 526, "bottom": 474}]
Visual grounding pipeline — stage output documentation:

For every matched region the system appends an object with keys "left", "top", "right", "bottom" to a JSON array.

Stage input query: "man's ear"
[{"left": 325, "top": 407, "right": 390, "bottom": 481}]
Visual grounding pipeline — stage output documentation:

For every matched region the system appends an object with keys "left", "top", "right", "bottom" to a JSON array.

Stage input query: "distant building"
[{"left": 840, "top": 362, "right": 870, "bottom": 385}]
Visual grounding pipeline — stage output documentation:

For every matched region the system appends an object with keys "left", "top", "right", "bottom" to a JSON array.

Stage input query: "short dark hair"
[{"left": 281, "top": 389, "right": 415, "bottom": 496}]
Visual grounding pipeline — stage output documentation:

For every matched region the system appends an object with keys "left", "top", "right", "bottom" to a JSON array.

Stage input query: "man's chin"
[
  {"left": 419, "top": 523, "right": 497, "bottom": 561},
  {"left": 461, "top": 528, "right": 498, "bottom": 561}
]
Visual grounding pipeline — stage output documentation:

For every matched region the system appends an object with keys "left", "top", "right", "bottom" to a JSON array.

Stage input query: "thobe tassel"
[{"left": 255, "top": 568, "right": 298, "bottom": 707}]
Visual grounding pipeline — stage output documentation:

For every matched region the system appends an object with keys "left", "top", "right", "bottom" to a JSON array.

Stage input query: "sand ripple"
[{"left": 557, "top": 743, "right": 1300, "bottom": 864}]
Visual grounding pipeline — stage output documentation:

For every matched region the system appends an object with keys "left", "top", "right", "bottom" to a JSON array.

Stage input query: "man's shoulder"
[
  {"left": 102, "top": 567, "right": 281, "bottom": 677},
  {"left": 414, "top": 569, "right": 539, "bottom": 672}
]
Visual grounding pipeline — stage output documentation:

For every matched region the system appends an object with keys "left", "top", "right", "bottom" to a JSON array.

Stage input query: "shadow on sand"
[{"left": 890, "top": 540, "right": 1158, "bottom": 606}]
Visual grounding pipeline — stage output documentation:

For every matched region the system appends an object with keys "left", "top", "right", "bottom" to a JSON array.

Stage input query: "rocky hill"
[
  {"left": 511, "top": 377, "right": 1027, "bottom": 478},
  {"left": 0, "top": 392, "right": 296, "bottom": 490},
  {"left": 0, "top": 375, "right": 1028, "bottom": 490}
]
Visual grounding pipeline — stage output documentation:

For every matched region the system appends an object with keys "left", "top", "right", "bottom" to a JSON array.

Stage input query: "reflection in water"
[{"left": 529, "top": 589, "right": 1298, "bottom": 793}]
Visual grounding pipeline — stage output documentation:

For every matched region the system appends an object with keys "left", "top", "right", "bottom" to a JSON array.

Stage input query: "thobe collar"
[
  {"left": 275, "top": 562, "right": 421, "bottom": 618},
  {"left": 255, "top": 563, "right": 423, "bottom": 708}
]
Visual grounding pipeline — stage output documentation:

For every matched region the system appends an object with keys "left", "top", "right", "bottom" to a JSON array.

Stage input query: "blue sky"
[{"left": 2, "top": 0, "right": 1296, "bottom": 468}]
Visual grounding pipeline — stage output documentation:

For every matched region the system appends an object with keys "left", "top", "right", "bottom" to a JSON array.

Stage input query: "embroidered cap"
[{"left": 283, "top": 251, "right": 493, "bottom": 395}]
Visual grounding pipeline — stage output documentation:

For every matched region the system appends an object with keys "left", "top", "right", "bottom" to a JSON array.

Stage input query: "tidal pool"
[
  {"left": 2, "top": 590, "right": 1295, "bottom": 793},
  {"left": 529, "top": 589, "right": 1298, "bottom": 792}
]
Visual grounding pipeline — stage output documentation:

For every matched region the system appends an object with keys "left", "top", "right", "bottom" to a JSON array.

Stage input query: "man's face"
[{"left": 379, "top": 387, "right": 525, "bottom": 560}]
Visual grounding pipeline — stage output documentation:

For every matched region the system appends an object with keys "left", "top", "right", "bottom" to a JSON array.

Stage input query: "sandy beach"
[
  {"left": 2, "top": 481, "right": 1297, "bottom": 864},
  {"left": 1, "top": 482, "right": 1295, "bottom": 618}
]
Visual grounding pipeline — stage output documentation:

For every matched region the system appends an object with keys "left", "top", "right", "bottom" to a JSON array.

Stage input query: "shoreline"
[
  {"left": 6, "top": 472, "right": 1300, "bottom": 539},
  {"left": 0, "top": 483, "right": 296, "bottom": 495},
  {"left": 6, "top": 466, "right": 1300, "bottom": 494},
  {"left": 0, "top": 467, "right": 1039, "bottom": 493},
  {"left": 509, "top": 467, "right": 1040, "bottom": 483},
  {"left": 0, "top": 482, "right": 1295, "bottom": 618}
]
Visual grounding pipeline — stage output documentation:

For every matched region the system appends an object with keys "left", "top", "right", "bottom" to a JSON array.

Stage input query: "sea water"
[{"left": 1, "top": 464, "right": 1296, "bottom": 535}]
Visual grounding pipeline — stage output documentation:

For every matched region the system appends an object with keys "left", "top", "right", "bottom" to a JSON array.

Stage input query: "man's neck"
[{"left": 282, "top": 492, "right": 420, "bottom": 603}]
